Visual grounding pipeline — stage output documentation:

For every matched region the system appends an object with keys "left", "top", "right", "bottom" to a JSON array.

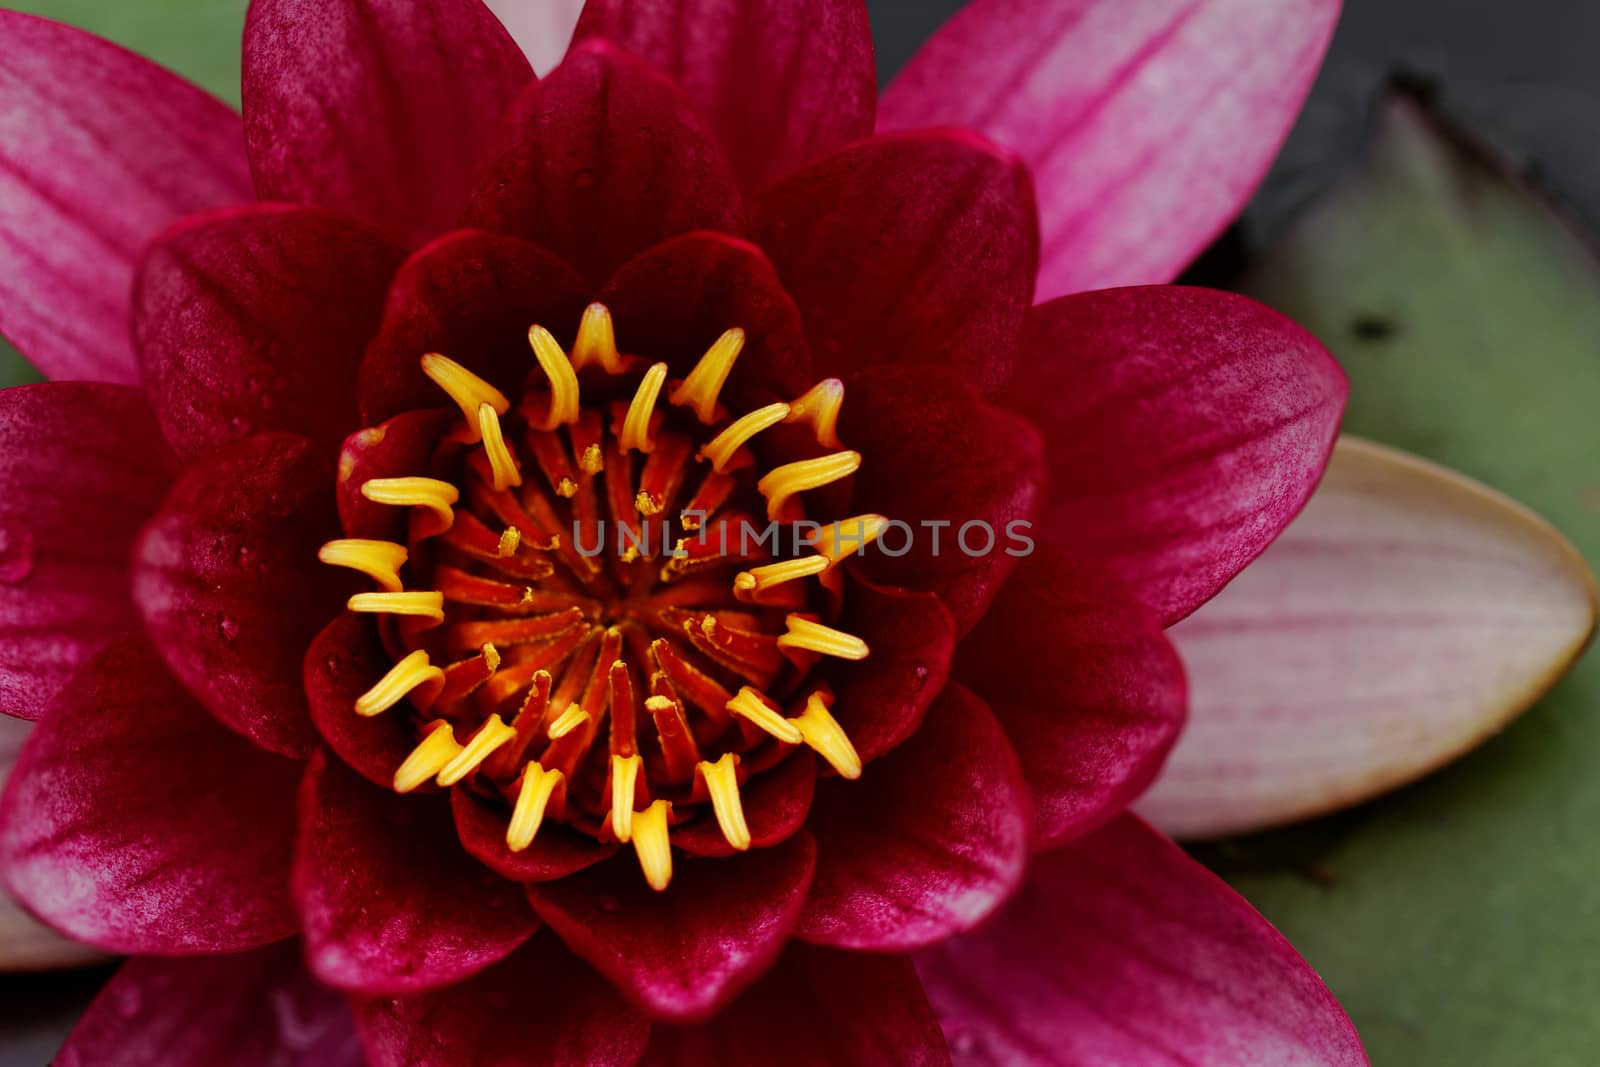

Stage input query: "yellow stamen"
[
  {"left": 354, "top": 649, "right": 444, "bottom": 717},
  {"left": 578, "top": 444, "right": 604, "bottom": 475},
  {"left": 698, "top": 753, "right": 750, "bottom": 851},
  {"left": 477, "top": 403, "right": 522, "bottom": 490},
  {"left": 669, "top": 328, "right": 745, "bottom": 423},
  {"left": 393, "top": 721, "right": 461, "bottom": 793},
  {"left": 497, "top": 526, "right": 521, "bottom": 557},
  {"left": 756, "top": 451, "right": 861, "bottom": 520},
  {"left": 632, "top": 799, "right": 673, "bottom": 892},
  {"left": 360, "top": 477, "right": 459, "bottom": 530},
  {"left": 421, "top": 353, "right": 509, "bottom": 441},
  {"left": 317, "top": 539, "right": 407, "bottom": 592},
  {"left": 507, "top": 764, "right": 563, "bottom": 852},
  {"left": 547, "top": 702, "right": 590, "bottom": 739},
  {"left": 609, "top": 753, "right": 643, "bottom": 843},
  {"left": 777, "top": 616, "right": 869, "bottom": 660},
  {"left": 726, "top": 686, "right": 803, "bottom": 744},
  {"left": 528, "top": 325, "right": 581, "bottom": 429},
  {"left": 436, "top": 714, "right": 516, "bottom": 786},
  {"left": 787, "top": 378, "right": 844, "bottom": 448},
  {"left": 790, "top": 692, "right": 862, "bottom": 779},
  {"left": 699, "top": 402, "right": 790, "bottom": 474},
  {"left": 348, "top": 591, "right": 445, "bottom": 623},
  {"left": 619, "top": 362, "right": 668, "bottom": 454},
  {"left": 734, "top": 555, "right": 828, "bottom": 596},
  {"left": 571, "top": 303, "right": 625, "bottom": 374},
  {"left": 810, "top": 514, "right": 889, "bottom": 564}
]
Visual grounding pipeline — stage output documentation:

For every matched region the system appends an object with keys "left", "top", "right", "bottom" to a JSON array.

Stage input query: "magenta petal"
[
  {"left": 916, "top": 815, "right": 1368, "bottom": 1066},
  {"left": 135, "top": 205, "right": 403, "bottom": 460},
  {"left": 358, "top": 230, "right": 589, "bottom": 427},
  {"left": 1007, "top": 286, "right": 1347, "bottom": 624},
  {"left": 798, "top": 682, "right": 1029, "bottom": 952},
  {"left": 0, "top": 637, "right": 299, "bottom": 953},
  {"left": 956, "top": 545, "right": 1187, "bottom": 850},
  {"left": 336, "top": 410, "right": 456, "bottom": 541},
  {"left": 880, "top": 0, "right": 1340, "bottom": 299},
  {"left": 452, "top": 787, "right": 618, "bottom": 882},
  {"left": 0, "top": 11, "right": 252, "bottom": 384},
  {"left": 305, "top": 612, "right": 423, "bottom": 788},
  {"left": 354, "top": 932, "right": 651, "bottom": 1067},
  {"left": 134, "top": 433, "right": 349, "bottom": 757},
  {"left": 242, "top": 0, "right": 531, "bottom": 246},
  {"left": 60, "top": 941, "right": 362, "bottom": 1067},
  {"left": 294, "top": 750, "right": 539, "bottom": 994},
  {"left": 842, "top": 366, "right": 1044, "bottom": 635},
  {"left": 643, "top": 943, "right": 949, "bottom": 1066},
  {"left": 464, "top": 40, "right": 743, "bottom": 287},
  {"left": 754, "top": 130, "right": 1037, "bottom": 392},
  {"left": 0, "top": 384, "right": 175, "bottom": 721},
  {"left": 575, "top": 0, "right": 874, "bottom": 195},
  {"left": 527, "top": 832, "right": 817, "bottom": 1023}
]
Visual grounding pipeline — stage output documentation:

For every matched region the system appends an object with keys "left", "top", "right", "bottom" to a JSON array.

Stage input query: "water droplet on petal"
[
  {"left": 111, "top": 982, "right": 142, "bottom": 1018},
  {"left": 218, "top": 615, "right": 241, "bottom": 641},
  {"left": 0, "top": 519, "right": 35, "bottom": 584},
  {"left": 596, "top": 894, "right": 622, "bottom": 914},
  {"left": 573, "top": 168, "right": 596, "bottom": 190}
]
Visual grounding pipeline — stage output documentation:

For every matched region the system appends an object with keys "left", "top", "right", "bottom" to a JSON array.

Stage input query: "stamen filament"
[
  {"left": 547, "top": 702, "right": 590, "bottom": 739},
  {"left": 318, "top": 539, "right": 407, "bottom": 592},
  {"left": 810, "top": 514, "right": 889, "bottom": 564},
  {"left": 699, "top": 753, "right": 750, "bottom": 851},
  {"left": 610, "top": 753, "right": 643, "bottom": 843},
  {"left": 619, "top": 362, "right": 668, "bottom": 454},
  {"left": 786, "top": 378, "right": 844, "bottom": 448},
  {"left": 699, "top": 402, "right": 790, "bottom": 473},
  {"left": 756, "top": 451, "right": 861, "bottom": 520},
  {"left": 734, "top": 555, "right": 828, "bottom": 596},
  {"left": 632, "top": 799, "right": 674, "bottom": 891},
  {"left": 791, "top": 692, "right": 862, "bottom": 779},
  {"left": 355, "top": 649, "right": 444, "bottom": 717},
  {"left": 361, "top": 477, "right": 459, "bottom": 529},
  {"left": 421, "top": 353, "right": 509, "bottom": 441},
  {"left": 436, "top": 714, "right": 516, "bottom": 786},
  {"left": 477, "top": 403, "right": 522, "bottom": 489},
  {"left": 669, "top": 328, "right": 745, "bottom": 423},
  {"left": 726, "top": 686, "right": 803, "bottom": 744},
  {"left": 777, "top": 616, "right": 870, "bottom": 660},
  {"left": 571, "top": 303, "right": 625, "bottom": 374},
  {"left": 394, "top": 721, "right": 461, "bottom": 793},
  {"left": 348, "top": 591, "right": 445, "bottom": 623},
  {"left": 507, "top": 764, "right": 563, "bottom": 852},
  {"left": 497, "top": 526, "right": 521, "bottom": 557},
  {"left": 528, "top": 326, "right": 581, "bottom": 429}
]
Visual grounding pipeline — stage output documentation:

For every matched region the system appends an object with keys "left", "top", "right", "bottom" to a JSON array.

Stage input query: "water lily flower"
[{"left": 0, "top": 1, "right": 1590, "bottom": 1064}]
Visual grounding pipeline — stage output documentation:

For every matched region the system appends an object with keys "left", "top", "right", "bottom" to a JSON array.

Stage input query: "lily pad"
[{"left": 1231, "top": 91, "right": 1600, "bottom": 1065}]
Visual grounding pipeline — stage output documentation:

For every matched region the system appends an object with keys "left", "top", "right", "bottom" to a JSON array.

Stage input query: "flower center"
[{"left": 319, "top": 304, "right": 882, "bottom": 890}]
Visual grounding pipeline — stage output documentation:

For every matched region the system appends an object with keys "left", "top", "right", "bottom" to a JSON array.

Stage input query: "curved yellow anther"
[
  {"left": 348, "top": 591, "right": 445, "bottom": 623},
  {"left": 699, "top": 402, "right": 790, "bottom": 474},
  {"left": 421, "top": 353, "right": 510, "bottom": 441},
  {"left": 777, "top": 616, "right": 869, "bottom": 660},
  {"left": 810, "top": 515, "right": 889, "bottom": 565},
  {"left": 571, "top": 303, "right": 625, "bottom": 374},
  {"left": 528, "top": 325, "right": 581, "bottom": 429},
  {"left": 756, "top": 451, "right": 861, "bottom": 520},
  {"left": 497, "top": 526, "right": 521, "bottom": 557},
  {"left": 436, "top": 714, "right": 517, "bottom": 787},
  {"left": 698, "top": 753, "right": 750, "bottom": 851},
  {"left": 791, "top": 692, "right": 863, "bottom": 779},
  {"left": 609, "top": 753, "right": 644, "bottom": 843},
  {"left": 547, "top": 703, "right": 590, "bottom": 740},
  {"left": 619, "top": 362, "right": 668, "bottom": 454},
  {"left": 726, "top": 686, "right": 803, "bottom": 744},
  {"left": 477, "top": 403, "right": 522, "bottom": 490},
  {"left": 632, "top": 799, "right": 674, "bottom": 891},
  {"left": 394, "top": 721, "right": 461, "bottom": 793},
  {"left": 787, "top": 378, "right": 844, "bottom": 448},
  {"left": 355, "top": 649, "right": 445, "bottom": 717},
  {"left": 360, "top": 477, "right": 459, "bottom": 530},
  {"left": 669, "top": 328, "right": 745, "bottom": 423},
  {"left": 507, "top": 764, "right": 563, "bottom": 852},
  {"left": 318, "top": 539, "right": 407, "bottom": 592},
  {"left": 734, "top": 555, "right": 828, "bottom": 596}
]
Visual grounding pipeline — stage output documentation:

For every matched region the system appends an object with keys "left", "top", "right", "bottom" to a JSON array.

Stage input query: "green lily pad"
[{"left": 1231, "top": 91, "right": 1600, "bottom": 1065}]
